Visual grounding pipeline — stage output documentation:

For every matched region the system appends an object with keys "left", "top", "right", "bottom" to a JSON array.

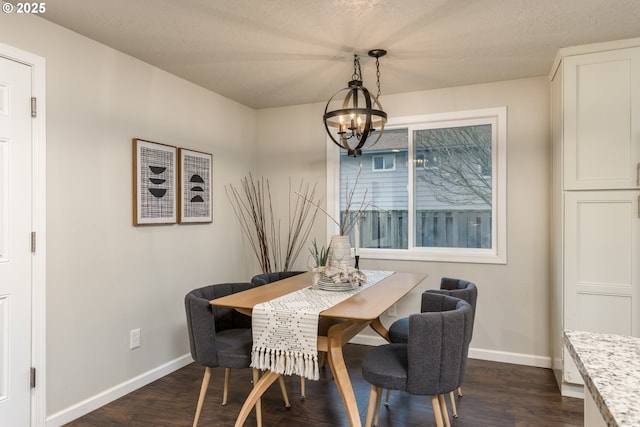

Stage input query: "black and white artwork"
[
  {"left": 133, "top": 139, "right": 177, "bottom": 225},
  {"left": 178, "top": 148, "right": 213, "bottom": 224}
]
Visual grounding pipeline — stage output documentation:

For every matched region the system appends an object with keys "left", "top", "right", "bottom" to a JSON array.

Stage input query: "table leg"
[
  {"left": 233, "top": 370, "right": 280, "bottom": 427},
  {"left": 326, "top": 320, "right": 370, "bottom": 427},
  {"left": 369, "top": 317, "right": 390, "bottom": 342}
]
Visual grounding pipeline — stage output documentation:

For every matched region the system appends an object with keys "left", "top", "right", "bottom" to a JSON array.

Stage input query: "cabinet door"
[
  {"left": 563, "top": 191, "right": 640, "bottom": 384},
  {"left": 563, "top": 47, "right": 640, "bottom": 190}
]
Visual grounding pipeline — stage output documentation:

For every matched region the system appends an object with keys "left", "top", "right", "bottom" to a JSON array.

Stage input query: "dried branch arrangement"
[
  {"left": 225, "top": 174, "right": 321, "bottom": 273},
  {"left": 296, "top": 165, "right": 371, "bottom": 236}
]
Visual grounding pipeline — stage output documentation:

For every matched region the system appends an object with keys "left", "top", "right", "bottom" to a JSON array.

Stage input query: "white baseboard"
[
  {"left": 467, "top": 347, "right": 552, "bottom": 369},
  {"left": 46, "top": 354, "right": 193, "bottom": 427},
  {"left": 350, "top": 335, "right": 553, "bottom": 369},
  {"left": 560, "top": 381, "right": 584, "bottom": 399}
]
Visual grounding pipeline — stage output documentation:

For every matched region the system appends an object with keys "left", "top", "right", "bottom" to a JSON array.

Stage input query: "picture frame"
[
  {"left": 132, "top": 138, "right": 177, "bottom": 225},
  {"left": 178, "top": 148, "right": 213, "bottom": 224}
]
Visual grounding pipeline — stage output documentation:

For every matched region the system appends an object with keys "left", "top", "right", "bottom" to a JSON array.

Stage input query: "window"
[
  {"left": 372, "top": 154, "right": 396, "bottom": 171},
  {"left": 327, "top": 107, "right": 507, "bottom": 264}
]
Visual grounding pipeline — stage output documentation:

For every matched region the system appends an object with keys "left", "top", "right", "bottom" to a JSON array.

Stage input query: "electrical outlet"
[
  {"left": 387, "top": 304, "right": 397, "bottom": 317},
  {"left": 130, "top": 328, "right": 141, "bottom": 349}
]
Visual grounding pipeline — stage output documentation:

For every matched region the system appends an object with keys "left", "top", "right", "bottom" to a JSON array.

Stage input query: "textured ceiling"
[{"left": 39, "top": 0, "right": 640, "bottom": 109}]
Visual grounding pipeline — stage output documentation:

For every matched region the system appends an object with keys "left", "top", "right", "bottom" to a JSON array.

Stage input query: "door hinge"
[
  {"left": 31, "top": 231, "right": 36, "bottom": 253},
  {"left": 30, "top": 367, "right": 36, "bottom": 388},
  {"left": 31, "top": 97, "right": 37, "bottom": 118}
]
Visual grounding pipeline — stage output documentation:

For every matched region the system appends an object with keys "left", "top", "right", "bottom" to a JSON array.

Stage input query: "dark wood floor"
[{"left": 65, "top": 344, "right": 583, "bottom": 427}]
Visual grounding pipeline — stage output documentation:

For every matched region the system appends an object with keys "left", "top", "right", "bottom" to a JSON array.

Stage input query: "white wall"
[
  {"left": 256, "top": 77, "right": 552, "bottom": 366},
  {"left": 0, "top": 13, "right": 257, "bottom": 421}
]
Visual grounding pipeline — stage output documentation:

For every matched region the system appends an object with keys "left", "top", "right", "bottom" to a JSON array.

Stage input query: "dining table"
[{"left": 210, "top": 270, "right": 426, "bottom": 427}]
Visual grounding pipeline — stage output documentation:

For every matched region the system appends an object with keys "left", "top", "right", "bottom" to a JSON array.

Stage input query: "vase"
[{"left": 327, "top": 235, "right": 354, "bottom": 269}]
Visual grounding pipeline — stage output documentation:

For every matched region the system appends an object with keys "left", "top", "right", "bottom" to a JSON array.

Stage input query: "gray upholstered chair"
[
  {"left": 185, "top": 283, "right": 290, "bottom": 427},
  {"left": 250, "top": 271, "right": 306, "bottom": 287},
  {"left": 388, "top": 277, "right": 478, "bottom": 344},
  {"left": 361, "top": 294, "right": 473, "bottom": 427},
  {"left": 386, "top": 277, "right": 477, "bottom": 416}
]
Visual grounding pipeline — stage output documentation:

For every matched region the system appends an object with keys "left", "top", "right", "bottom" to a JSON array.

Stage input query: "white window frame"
[{"left": 327, "top": 107, "right": 507, "bottom": 264}]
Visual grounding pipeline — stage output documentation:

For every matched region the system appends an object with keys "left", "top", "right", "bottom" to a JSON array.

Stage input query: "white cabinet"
[
  {"left": 562, "top": 46, "right": 640, "bottom": 190},
  {"left": 551, "top": 38, "right": 640, "bottom": 395},
  {"left": 563, "top": 191, "right": 640, "bottom": 383}
]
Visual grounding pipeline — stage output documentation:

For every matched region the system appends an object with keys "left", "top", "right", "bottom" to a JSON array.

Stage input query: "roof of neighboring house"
[{"left": 340, "top": 128, "right": 408, "bottom": 155}]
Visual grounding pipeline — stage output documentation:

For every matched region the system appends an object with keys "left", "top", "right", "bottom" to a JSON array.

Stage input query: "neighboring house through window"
[
  {"left": 372, "top": 153, "right": 396, "bottom": 171},
  {"left": 327, "top": 107, "right": 507, "bottom": 264}
]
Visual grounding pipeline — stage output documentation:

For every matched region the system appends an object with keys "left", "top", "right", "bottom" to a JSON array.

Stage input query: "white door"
[{"left": 0, "top": 56, "right": 33, "bottom": 426}]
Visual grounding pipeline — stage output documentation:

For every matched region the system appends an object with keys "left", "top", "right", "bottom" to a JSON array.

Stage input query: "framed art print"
[
  {"left": 132, "top": 139, "right": 177, "bottom": 225},
  {"left": 178, "top": 148, "right": 213, "bottom": 224}
]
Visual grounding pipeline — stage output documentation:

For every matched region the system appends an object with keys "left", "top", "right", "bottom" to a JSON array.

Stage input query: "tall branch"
[{"left": 226, "top": 175, "right": 321, "bottom": 274}]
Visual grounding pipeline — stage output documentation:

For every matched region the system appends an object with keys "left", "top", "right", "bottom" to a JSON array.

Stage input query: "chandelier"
[{"left": 323, "top": 49, "right": 387, "bottom": 157}]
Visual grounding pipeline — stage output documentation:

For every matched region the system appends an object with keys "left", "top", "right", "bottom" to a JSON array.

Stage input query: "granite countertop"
[{"left": 564, "top": 330, "right": 640, "bottom": 427}]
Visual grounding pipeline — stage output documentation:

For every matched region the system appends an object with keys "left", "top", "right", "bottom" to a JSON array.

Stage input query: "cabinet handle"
[
  {"left": 637, "top": 163, "right": 640, "bottom": 187},
  {"left": 638, "top": 195, "right": 640, "bottom": 218}
]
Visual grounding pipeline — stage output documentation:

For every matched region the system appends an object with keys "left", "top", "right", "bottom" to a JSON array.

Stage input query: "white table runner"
[{"left": 250, "top": 270, "right": 393, "bottom": 380}]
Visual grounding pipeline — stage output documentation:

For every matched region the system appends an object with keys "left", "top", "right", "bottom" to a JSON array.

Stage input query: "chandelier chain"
[
  {"left": 375, "top": 56, "right": 382, "bottom": 99},
  {"left": 352, "top": 54, "right": 362, "bottom": 81}
]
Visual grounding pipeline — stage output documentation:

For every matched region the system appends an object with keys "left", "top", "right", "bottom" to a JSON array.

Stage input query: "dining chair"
[
  {"left": 388, "top": 277, "right": 477, "bottom": 343},
  {"left": 361, "top": 294, "right": 473, "bottom": 427},
  {"left": 386, "top": 277, "right": 478, "bottom": 416},
  {"left": 185, "top": 283, "right": 290, "bottom": 427},
  {"left": 250, "top": 271, "right": 306, "bottom": 287}
]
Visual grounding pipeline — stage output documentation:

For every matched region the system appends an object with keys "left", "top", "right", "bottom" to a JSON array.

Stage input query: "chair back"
[
  {"left": 423, "top": 277, "right": 477, "bottom": 337},
  {"left": 407, "top": 294, "right": 472, "bottom": 396},
  {"left": 251, "top": 271, "right": 305, "bottom": 287},
  {"left": 184, "top": 282, "right": 254, "bottom": 367}
]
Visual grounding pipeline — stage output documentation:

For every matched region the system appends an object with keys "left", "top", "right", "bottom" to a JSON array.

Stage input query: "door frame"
[{"left": 0, "top": 42, "right": 46, "bottom": 427}]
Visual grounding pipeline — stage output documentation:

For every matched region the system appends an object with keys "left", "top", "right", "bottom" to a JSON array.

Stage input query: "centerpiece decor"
[
  {"left": 327, "top": 235, "right": 352, "bottom": 269},
  {"left": 308, "top": 239, "right": 330, "bottom": 286},
  {"left": 299, "top": 166, "right": 370, "bottom": 288}
]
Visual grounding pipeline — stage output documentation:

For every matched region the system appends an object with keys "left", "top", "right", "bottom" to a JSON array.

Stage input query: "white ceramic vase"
[{"left": 327, "top": 235, "right": 354, "bottom": 269}]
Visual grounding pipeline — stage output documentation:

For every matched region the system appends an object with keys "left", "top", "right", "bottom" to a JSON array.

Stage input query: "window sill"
[{"left": 358, "top": 247, "right": 507, "bottom": 265}]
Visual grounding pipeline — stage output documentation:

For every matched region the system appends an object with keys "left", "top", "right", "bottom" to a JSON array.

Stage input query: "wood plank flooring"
[{"left": 65, "top": 344, "right": 583, "bottom": 426}]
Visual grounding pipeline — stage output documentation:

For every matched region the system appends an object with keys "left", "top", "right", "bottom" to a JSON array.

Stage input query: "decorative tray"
[{"left": 314, "top": 278, "right": 357, "bottom": 291}]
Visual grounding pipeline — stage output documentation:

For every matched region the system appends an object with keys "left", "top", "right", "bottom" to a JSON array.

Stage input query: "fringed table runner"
[{"left": 250, "top": 270, "right": 393, "bottom": 380}]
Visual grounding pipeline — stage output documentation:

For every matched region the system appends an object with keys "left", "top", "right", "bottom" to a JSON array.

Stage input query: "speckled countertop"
[{"left": 564, "top": 330, "right": 640, "bottom": 427}]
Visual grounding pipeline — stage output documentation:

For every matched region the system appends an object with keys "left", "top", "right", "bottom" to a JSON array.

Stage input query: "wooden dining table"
[{"left": 210, "top": 271, "right": 426, "bottom": 427}]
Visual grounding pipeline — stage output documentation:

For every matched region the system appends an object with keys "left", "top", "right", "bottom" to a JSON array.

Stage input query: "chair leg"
[
  {"left": 384, "top": 388, "right": 391, "bottom": 407},
  {"left": 364, "top": 385, "right": 380, "bottom": 427},
  {"left": 373, "top": 387, "right": 383, "bottom": 427},
  {"left": 430, "top": 395, "right": 444, "bottom": 427},
  {"left": 458, "top": 386, "right": 463, "bottom": 397},
  {"left": 252, "top": 369, "right": 262, "bottom": 427},
  {"left": 300, "top": 376, "right": 306, "bottom": 398},
  {"left": 193, "top": 367, "right": 212, "bottom": 427},
  {"left": 320, "top": 351, "right": 327, "bottom": 368},
  {"left": 277, "top": 375, "right": 291, "bottom": 408},
  {"left": 438, "top": 394, "right": 451, "bottom": 427},
  {"left": 449, "top": 390, "right": 458, "bottom": 418},
  {"left": 222, "top": 368, "right": 231, "bottom": 405}
]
